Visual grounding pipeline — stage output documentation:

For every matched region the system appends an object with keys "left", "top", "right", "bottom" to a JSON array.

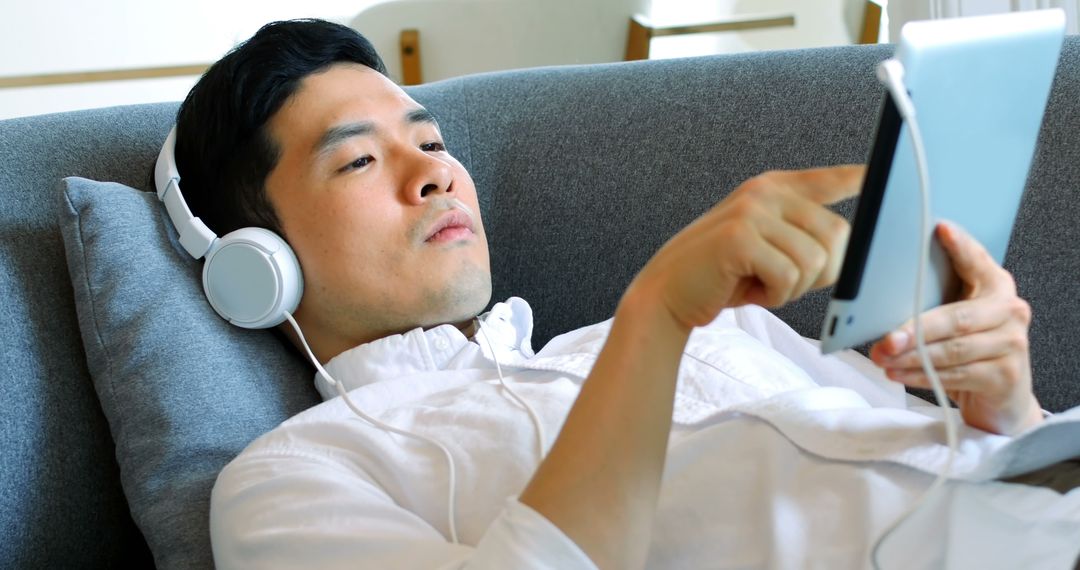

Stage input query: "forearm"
[{"left": 518, "top": 282, "right": 690, "bottom": 569}]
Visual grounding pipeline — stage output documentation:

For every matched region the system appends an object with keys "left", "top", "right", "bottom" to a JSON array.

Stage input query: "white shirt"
[{"left": 211, "top": 298, "right": 1080, "bottom": 569}]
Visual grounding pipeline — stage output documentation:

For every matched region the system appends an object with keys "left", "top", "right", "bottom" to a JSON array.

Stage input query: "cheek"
[{"left": 292, "top": 199, "right": 405, "bottom": 287}]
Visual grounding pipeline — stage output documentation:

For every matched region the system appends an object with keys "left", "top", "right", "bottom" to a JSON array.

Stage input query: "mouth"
[{"left": 424, "top": 209, "right": 476, "bottom": 243}]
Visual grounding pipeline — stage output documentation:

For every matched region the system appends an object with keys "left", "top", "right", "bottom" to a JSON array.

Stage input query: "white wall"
[
  {"left": 0, "top": 0, "right": 382, "bottom": 120},
  {"left": 651, "top": 0, "right": 866, "bottom": 61},
  {"left": 0, "top": 0, "right": 871, "bottom": 120},
  {"left": 888, "top": 0, "right": 1080, "bottom": 37}
]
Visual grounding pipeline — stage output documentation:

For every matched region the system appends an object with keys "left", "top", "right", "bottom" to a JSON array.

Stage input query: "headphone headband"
[{"left": 155, "top": 126, "right": 218, "bottom": 259}]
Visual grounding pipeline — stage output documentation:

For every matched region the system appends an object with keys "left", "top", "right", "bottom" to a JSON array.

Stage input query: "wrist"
[
  {"left": 991, "top": 393, "right": 1046, "bottom": 436},
  {"left": 617, "top": 277, "right": 694, "bottom": 341},
  {"left": 1016, "top": 394, "right": 1046, "bottom": 432}
]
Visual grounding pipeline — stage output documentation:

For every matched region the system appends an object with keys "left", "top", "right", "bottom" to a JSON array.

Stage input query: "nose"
[{"left": 402, "top": 148, "right": 454, "bottom": 204}]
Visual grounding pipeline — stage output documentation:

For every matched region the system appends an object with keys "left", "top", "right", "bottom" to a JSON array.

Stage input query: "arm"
[
  {"left": 519, "top": 166, "right": 864, "bottom": 568},
  {"left": 869, "top": 220, "right": 1044, "bottom": 436},
  {"left": 211, "top": 450, "right": 595, "bottom": 570}
]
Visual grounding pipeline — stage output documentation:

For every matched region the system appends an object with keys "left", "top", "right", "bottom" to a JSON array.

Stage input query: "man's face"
[{"left": 265, "top": 62, "right": 491, "bottom": 360}]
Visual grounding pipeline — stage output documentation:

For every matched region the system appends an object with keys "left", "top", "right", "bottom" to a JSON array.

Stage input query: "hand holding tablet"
[
  {"left": 819, "top": 9, "right": 1066, "bottom": 354},
  {"left": 871, "top": 221, "right": 1043, "bottom": 432}
]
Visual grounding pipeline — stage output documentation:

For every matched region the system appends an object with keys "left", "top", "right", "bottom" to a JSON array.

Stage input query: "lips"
[{"left": 424, "top": 209, "right": 475, "bottom": 243}]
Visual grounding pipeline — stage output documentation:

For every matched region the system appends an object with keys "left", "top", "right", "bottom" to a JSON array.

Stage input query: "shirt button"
[{"left": 434, "top": 337, "right": 450, "bottom": 351}]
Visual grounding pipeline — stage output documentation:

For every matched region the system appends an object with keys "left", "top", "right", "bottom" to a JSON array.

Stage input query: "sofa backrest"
[
  {"left": 0, "top": 105, "right": 172, "bottom": 566},
  {"left": 1, "top": 40, "right": 1077, "bottom": 567}
]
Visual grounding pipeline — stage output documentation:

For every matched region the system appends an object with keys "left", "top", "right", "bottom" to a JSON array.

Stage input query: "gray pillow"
[{"left": 57, "top": 177, "right": 321, "bottom": 569}]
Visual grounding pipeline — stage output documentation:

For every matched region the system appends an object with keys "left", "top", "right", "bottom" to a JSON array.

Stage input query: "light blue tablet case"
[{"left": 820, "top": 9, "right": 1066, "bottom": 353}]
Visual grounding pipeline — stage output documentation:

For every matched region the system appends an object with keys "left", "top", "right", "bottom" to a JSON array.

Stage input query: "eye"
[
  {"left": 421, "top": 141, "right": 446, "bottom": 152},
  {"left": 339, "top": 155, "right": 373, "bottom": 173}
]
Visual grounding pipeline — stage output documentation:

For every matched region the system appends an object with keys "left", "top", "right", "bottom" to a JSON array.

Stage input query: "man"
[{"left": 178, "top": 19, "right": 1074, "bottom": 569}]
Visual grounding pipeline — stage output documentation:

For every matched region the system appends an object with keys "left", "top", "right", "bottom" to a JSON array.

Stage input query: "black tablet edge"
[{"left": 832, "top": 93, "right": 904, "bottom": 301}]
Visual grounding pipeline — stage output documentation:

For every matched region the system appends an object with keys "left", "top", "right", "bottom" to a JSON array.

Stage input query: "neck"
[
  {"left": 455, "top": 317, "right": 480, "bottom": 340},
  {"left": 281, "top": 313, "right": 483, "bottom": 366}
]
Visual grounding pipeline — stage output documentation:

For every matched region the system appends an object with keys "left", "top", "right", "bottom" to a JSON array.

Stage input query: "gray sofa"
[{"left": 2, "top": 41, "right": 1078, "bottom": 568}]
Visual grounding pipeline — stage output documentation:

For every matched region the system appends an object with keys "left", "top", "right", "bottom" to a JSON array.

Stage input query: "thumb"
[{"left": 936, "top": 221, "right": 997, "bottom": 290}]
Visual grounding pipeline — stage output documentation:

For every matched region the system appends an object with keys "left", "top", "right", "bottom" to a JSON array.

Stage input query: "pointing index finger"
[{"left": 776, "top": 165, "right": 866, "bottom": 205}]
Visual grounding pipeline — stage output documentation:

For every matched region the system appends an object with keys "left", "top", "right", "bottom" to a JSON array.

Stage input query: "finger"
[
  {"left": 875, "top": 325, "right": 1026, "bottom": 371},
  {"left": 777, "top": 192, "right": 850, "bottom": 285},
  {"left": 881, "top": 356, "right": 1023, "bottom": 401},
  {"left": 736, "top": 232, "right": 802, "bottom": 307},
  {"left": 871, "top": 296, "right": 1012, "bottom": 357},
  {"left": 884, "top": 359, "right": 1006, "bottom": 394},
  {"left": 936, "top": 221, "right": 1014, "bottom": 295},
  {"left": 769, "top": 165, "right": 866, "bottom": 206},
  {"left": 756, "top": 221, "right": 830, "bottom": 299}
]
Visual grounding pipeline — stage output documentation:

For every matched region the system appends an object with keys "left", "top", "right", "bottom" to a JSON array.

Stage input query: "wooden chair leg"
[
  {"left": 624, "top": 16, "right": 653, "bottom": 61},
  {"left": 860, "top": 1, "right": 882, "bottom": 44},
  {"left": 400, "top": 29, "right": 422, "bottom": 85}
]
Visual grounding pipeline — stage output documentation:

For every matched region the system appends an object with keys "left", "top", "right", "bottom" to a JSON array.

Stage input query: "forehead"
[{"left": 268, "top": 62, "right": 419, "bottom": 152}]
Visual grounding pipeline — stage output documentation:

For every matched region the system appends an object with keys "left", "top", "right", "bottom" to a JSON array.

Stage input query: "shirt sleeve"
[{"left": 210, "top": 450, "right": 597, "bottom": 570}]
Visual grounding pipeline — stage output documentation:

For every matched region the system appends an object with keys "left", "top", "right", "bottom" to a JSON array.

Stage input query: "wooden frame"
[
  {"left": 860, "top": 1, "right": 883, "bottom": 45},
  {"left": 0, "top": 64, "right": 209, "bottom": 89},
  {"left": 400, "top": 29, "right": 422, "bottom": 85}
]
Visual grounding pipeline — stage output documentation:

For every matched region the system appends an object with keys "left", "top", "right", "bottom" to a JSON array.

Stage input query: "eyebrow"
[
  {"left": 313, "top": 107, "right": 439, "bottom": 158},
  {"left": 405, "top": 107, "right": 437, "bottom": 126}
]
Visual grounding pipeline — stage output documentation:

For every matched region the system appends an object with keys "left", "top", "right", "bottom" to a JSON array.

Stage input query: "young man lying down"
[{"left": 171, "top": 19, "right": 1080, "bottom": 569}]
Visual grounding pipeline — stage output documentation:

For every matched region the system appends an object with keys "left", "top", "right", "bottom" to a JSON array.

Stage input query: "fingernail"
[
  {"left": 942, "top": 221, "right": 958, "bottom": 241},
  {"left": 889, "top": 331, "right": 910, "bottom": 353}
]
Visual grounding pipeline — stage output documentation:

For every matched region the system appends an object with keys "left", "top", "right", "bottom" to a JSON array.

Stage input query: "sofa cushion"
[{"left": 57, "top": 177, "right": 320, "bottom": 569}]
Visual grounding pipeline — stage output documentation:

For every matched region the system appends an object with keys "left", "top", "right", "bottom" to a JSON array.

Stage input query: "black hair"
[{"left": 171, "top": 19, "right": 387, "bottom": 237}]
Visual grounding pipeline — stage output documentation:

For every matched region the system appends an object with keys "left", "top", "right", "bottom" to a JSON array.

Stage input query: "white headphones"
[{"left": 154, "top": 126, "right": 303, "bottom": 328}]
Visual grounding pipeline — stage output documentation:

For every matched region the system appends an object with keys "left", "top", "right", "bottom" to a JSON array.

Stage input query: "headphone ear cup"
[{"left": 202, "top": 227, "right": 303, "bottom": 329}]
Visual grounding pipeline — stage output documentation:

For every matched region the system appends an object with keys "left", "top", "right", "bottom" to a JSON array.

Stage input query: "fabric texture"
[
  {"left": 57, "top": 177, "right": 321, "bottom": 569},
  {"left": 211, "top": 297, "right": 1080, "bottom": 569}
]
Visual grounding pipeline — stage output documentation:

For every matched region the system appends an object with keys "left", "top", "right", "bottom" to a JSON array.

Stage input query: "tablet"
[{"left": 819, "top": 9, "right": 1065, "bottom": 354}]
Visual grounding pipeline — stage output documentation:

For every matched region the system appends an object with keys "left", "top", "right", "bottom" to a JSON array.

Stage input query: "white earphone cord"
[
  {"left": 283, "top": 312, "right": 460, "bottom": 543},
  {"left": 870, "top": 62, "right": 959, "bottom": 570},
  {"left": 474, "top": 319, "right": 548, "bottom": 461},
  {"left": 282, "top": 312, "right": 548, "bottom": 546}
]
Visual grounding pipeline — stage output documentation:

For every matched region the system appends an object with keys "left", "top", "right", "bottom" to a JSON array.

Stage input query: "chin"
[
  {"left": 425, "top": 267, "right": 493, "bottom": 327},
  {"left": 450, "top": 273, "right": 494, "bottom": 322}
]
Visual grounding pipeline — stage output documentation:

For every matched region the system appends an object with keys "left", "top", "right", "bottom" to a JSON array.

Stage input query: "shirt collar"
[{"left": 315, "top": 297, "right": 536, "bottom": 400}]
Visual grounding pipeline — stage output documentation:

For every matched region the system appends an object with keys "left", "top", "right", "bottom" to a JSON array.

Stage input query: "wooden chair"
[
  {"left": 625, "top": 0, "right": 881, "bottom": 61},
  {"left": 373, "top": 0, "right": 883, "bottom": 86}
]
